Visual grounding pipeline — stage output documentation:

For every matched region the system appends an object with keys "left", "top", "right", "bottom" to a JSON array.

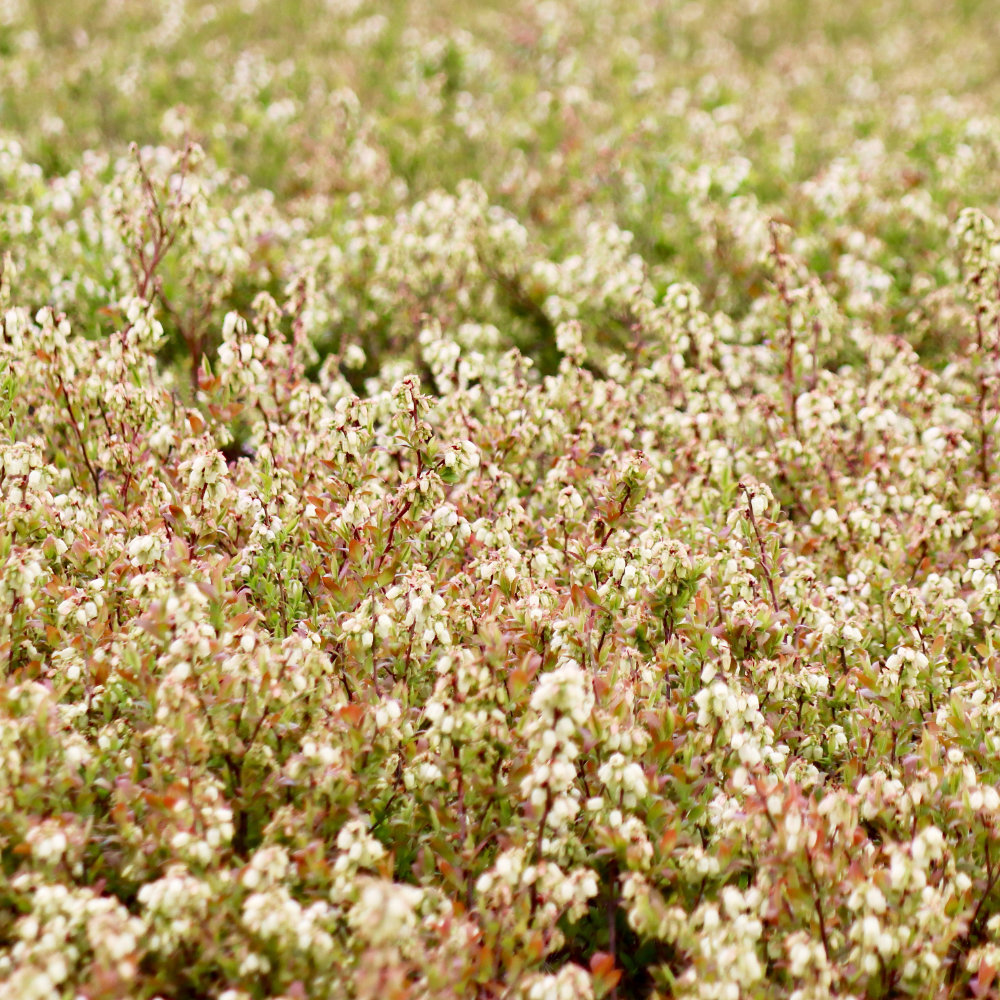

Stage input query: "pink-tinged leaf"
[
  {"left": 338, "top": 703, "right": 365, "bottom": 727},
  {"left": 973, "top": 958, "right": 997, "bottom": 997},
  {"left": 590, "top": 952, "right": 623, "bottom": 996},
  {"left": 659, "top": 827, "right": 678, "bottom": 855},
  {"left": 507, "top": 667, "right": 532, "bottom": 700},
  {"left": 590, "top": 952, "right": 616, "bottom": 976}
]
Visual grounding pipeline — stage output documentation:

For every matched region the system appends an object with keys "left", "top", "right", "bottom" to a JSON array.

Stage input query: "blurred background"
[{"left": 3, "top": 0, "right": 999, "bottom": 371}]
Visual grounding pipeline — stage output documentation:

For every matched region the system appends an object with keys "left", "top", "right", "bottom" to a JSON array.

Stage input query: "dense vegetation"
[{"left": 5, "top": 0, "right": 1000, "bottom": 996}]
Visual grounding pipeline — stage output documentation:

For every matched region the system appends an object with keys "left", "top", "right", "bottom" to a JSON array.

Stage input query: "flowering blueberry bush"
[{"left": 6, "top": 0, "right": 1000, "bottom": 997}]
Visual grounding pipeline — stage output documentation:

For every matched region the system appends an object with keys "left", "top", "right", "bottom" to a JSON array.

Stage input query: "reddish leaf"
[
  {"left": 507, "top": 667, "right": 532, "bottom": 700},
  {"left": 974, "top": 958, "right": 997, "bottom": 997},
  {"left": 590, "top": 952, "right": 623, "bottom": 996},
  {"left": 659, "top": 827, "right": 678, "bottom": 855},
  {"left": 590, "top": 952, "right": 616, "bottom": 976},
  {"left": 338, "top": 703, "right": 365, "bottom": 727}
]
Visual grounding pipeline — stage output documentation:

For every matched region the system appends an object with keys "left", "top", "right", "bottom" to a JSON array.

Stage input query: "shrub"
[{"left": 5, "top": 1, "right": 1000, "bottom": 998}]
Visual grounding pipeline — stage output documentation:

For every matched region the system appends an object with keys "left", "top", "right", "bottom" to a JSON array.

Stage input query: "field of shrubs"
[{"left": 7, "top": 0, "right": 1000, "bottom": 996}]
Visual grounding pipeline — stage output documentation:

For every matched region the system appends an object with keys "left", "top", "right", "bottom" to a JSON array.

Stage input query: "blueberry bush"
[{"left": 5, "top": 1, "right": 1000, "bottom": 998}]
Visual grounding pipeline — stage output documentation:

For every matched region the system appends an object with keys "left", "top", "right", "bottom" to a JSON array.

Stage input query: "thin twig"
[{"left": 55, "top": 372, "right": 100, "bottom": 496}]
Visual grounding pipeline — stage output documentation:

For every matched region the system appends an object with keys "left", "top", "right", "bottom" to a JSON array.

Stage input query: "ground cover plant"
[{"left": 7, "top": 0, "right": 1000, "bottom": 997}]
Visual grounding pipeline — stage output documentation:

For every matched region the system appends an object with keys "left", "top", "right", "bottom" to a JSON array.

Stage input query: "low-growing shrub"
[{"left": 6, "top": 1, "right": 1000, "bottom": 998}]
